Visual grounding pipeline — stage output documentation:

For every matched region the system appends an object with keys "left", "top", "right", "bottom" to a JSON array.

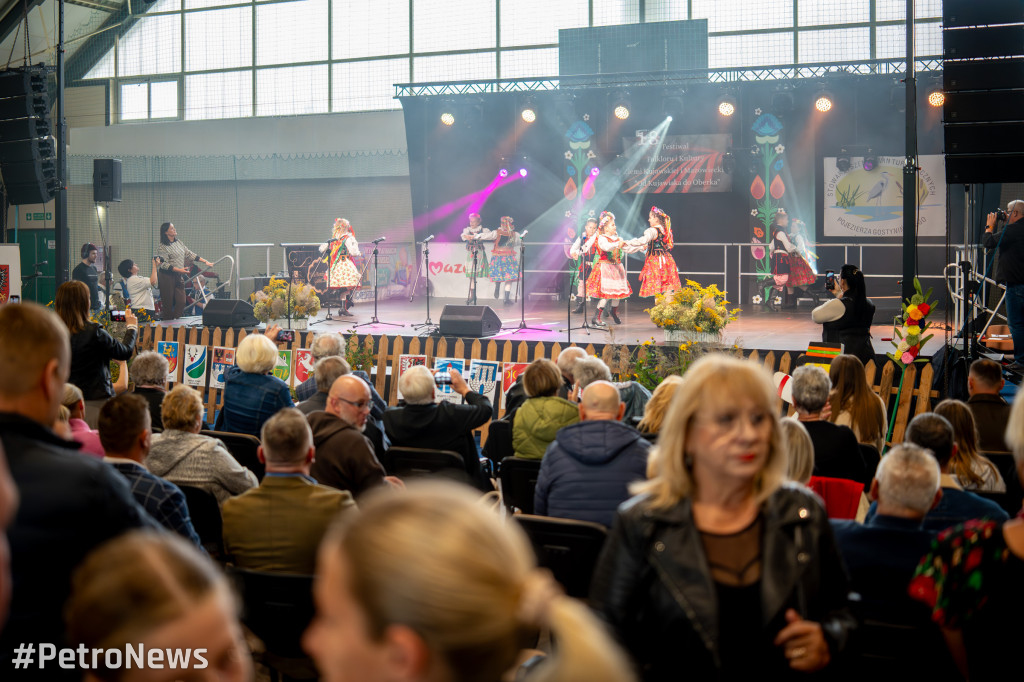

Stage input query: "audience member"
[
  {"left": 910, "top": 387, "right": 1024, "bottom": 680},
  {"left": 780, "top": 416, "right": 814, "bottom": 484},
  {"left": 305, "top": 481, "right": 636, "bottom": 682},
  {"left": 297, "top": 356, "right": 350, "bottom": 415},
  {"left": 146, "top": 384, "right": 257, "bottom": 503},
  {"left": 99, "top": 393, "right": 202, "bottom": 546},
  {"left": 66, "top": 532, "right": 251, "bottom": 682},
  {"left": 792, "top": 364, "right": 869, "bottom": 484},
  {"left": 966, "top": 358, "right": 1011, "bottom": 452},
  {"left": 636, "top": 375, "right": 683, "bottom": 441},
  {"left": 309, "top": 375, "right": 389, "bottom": 498},
  {"left": 53, "top": 404, "right": 73, "bottom": 440},
  {"left": 223, "top": 408, "right": 357, "bottom": 573},
  {"left": 294, "top": 332, "right": 386, "bottom": 415},
  {"left": 572, "top": 356, "right": 651, "bottom": 423},
  {"left": 504, "top": 346, "right": 587, "bottom": 416},
  {"left": 384, "top": 366, "right": 491, "bottom": 488},
  {"left": 534, "top": 381, "right": 649, "bottom": 527},
  {"left": 0, "top": 442, "right": 17, "bottom": 634},
  {"left": 591, "top": 354, "right": 853, "bottom": 679},
  {"left": 828, "top": 354, "right": 887, "bottom": 453},
  {"left": 61, "top": 383, "right": 104, "bottom": 458},
  {"left": 130, "top": 350, "right": 170, "bottom": 429},
  {"left": 783, "top": 412, "right": 869, "bottom": 521},
  {"left": 934, "top": 399, "right": 1006, "bottom": 493},
  {"left": 512, "top": 358, "right": 580, "bottom": 459},
  {"left": 0, "top": 303, "right": 151, "bottom": 672},
  {"left": 214, "top": 327, "right": 294, "bottom": 436},
  {"left": 117, "top": 257, "right": 158, "bottom": 311},
  {"left": 55, "top": 280, "right": 138, "bottom": 426},
  {"left": 867, "top": 413, "right": 1008, "bottom": 531}
]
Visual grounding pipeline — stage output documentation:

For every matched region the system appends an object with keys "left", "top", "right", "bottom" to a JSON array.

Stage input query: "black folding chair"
[
  {"left": 202, "top": 430, "right": 264, "bottom": 481},
  {"left": 499, "top": 456, "right": 542, "bottom": 515},
  {"left": 981, "top": 452, "right": 1023, "bottom": 515},
  {"left": 482, "top": 419, "right": 514, "bottom": 468},
  {"left": 859, "top": 443, "right": 881, "bottom": 482},
  {"left": 228, "top": 567, "right": 317, "bottom": 681},
  {"left": 514, "top": 514, "right": 608, "bottom": 599},
  {"left": 178, "top": 484, "right": 223, "bottom": 558},
  {"left": 386, "top": 447, "right": 467, "bottom": 483}
]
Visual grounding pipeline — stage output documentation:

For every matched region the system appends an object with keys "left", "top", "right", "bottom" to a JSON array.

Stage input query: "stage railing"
[{"left": 232, "top": 243, "right": 275, "bottom": 299}]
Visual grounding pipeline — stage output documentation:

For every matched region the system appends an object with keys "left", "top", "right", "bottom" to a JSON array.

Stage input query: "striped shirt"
[{"left": 158, "top": 239, "right": 198, "bottom": 271}]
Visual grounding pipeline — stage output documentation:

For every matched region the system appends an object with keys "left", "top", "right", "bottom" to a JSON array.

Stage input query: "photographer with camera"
[
  {"left": 811, "top": 264, "right": 876, "bottom": 366},
  {"left": 117, "top": 257, "right": 159, "bottom": 312},
  {"left": 983, "top": 200, "right": 1024, "bottom": 372}
]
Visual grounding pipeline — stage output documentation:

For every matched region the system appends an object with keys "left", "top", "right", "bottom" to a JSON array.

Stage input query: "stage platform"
[{"left": 160, "top": 296, "right": 951, "bottom": 357}]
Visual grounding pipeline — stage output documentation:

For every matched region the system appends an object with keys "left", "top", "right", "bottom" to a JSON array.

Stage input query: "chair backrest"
[
  {"left": 850, "top": 597, "right": 961, "bottom": 681},
  {"left": 514, "top": 514, "right": 608, "bottom": 599},
  {"left": 386, "top": 447, "right": 466, "bottom": 482},
  {"left": 201, "top": 429, "right": 264, "bottom": 481},
  {"left": 981, "top": 452, "right": 1024, "bottom": 515},
  {"left": 178, "top": 484, "right": 223, "bottom": 556},
  {"left": 808, "top": 476, "right": 864, "bottom": 519},
  {"left": 858, "top": 443, "right": 881, "bottom": 479},
  {"left": 499, "top": 456, "right": 542, "bottom": 515},
  {"left": 483, "top": 419, "right": 514, "bottom": 466},
  {"left": 227, "top": 567, "right": 315, "bottom": 660}
]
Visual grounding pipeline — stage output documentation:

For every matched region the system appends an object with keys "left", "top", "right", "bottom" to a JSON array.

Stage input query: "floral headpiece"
[
  {"left": 649, "top": 206, "right": 673, "bottom": 248},
  {"left": 500, "top": 216, "right": 514, "bottom": 229},
  {"left": 333, "top": 218, "right": 353, "bottom": 236},
  {"left": 599, "top": 211, "right": 615, "bottom": 229}
]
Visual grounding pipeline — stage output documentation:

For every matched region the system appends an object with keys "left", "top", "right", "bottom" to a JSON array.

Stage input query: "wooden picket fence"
[{"left": 136, "top": 327, "right": 937, "bottom": 448}]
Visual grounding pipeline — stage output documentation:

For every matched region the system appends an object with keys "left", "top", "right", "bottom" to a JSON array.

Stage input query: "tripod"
[
  {"left": 411, "top": 237, "right": 438, "bottom": 332},
  {"left": 507, "top": 233, "right": 548, "bottom": 334},
  {"left": 353, "top": 239, "right": 403, "bottom": 330}
]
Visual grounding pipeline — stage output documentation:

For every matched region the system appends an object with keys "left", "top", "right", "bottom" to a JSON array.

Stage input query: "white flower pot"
[
  {"left": 664, "top": 329, "right": 721, "bottom": 345},
  {"left": 271, "top": 317, "right": 308, "bottom": 330}
]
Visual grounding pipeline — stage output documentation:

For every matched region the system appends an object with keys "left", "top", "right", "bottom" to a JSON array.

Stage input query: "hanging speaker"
[
  {"left": 93, "top": 158, "right": 122, "bottom": 202},
  {"left": 438, "top": 304, "right": 502, "bottom": 337}
]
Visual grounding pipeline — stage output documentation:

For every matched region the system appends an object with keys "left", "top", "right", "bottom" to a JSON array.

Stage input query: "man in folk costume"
[
  {"left": 627, "top": 206, "right": 682, "bottom": 297},
  {"left": 584, "top": 211, "right": 643, "bottom": 326},
  {"left": 460, "top": 212, "right": 490, "bottom": 305},
  {"left": 319, "top": 218, "right": 361, "bottom": 317},
  {"left": 485, "top": 216, "right": 520, "bottom": 306},
  {"left": 569, "top": 217, "right": 600, "bottom": 314}
]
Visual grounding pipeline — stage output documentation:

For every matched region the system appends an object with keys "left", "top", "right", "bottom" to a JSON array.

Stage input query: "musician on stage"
[
  {"left": 584, "top": 211, "right": 643, "bottom": 326},
  {"left": 485, "top": 216, "right": 520, "bottom": 306},
  {"left": 157, "top": 222, "right": 213, "bottom": 321},
  {"left": 319, "top": 218, "right": 361, "bottom": 317},
  {"left": 569, "top": 217, "right": 599, "bottom": 313},
  {"left": 626, "top": 205, "right": 681, "bottom": 298},
  {"left": 460, "top": 212, "right": 490, "bottom": 304}
]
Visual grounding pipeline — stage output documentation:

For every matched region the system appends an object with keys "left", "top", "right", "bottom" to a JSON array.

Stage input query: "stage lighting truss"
[
  {"left": 717, "top": 95, "right": 737, "bottom": 117},
  {"left": 813, "top": 89, "right": 834, "bottom": 113},
  {"left": 612, "top": 91, "right": 631, "bottom": 120}
]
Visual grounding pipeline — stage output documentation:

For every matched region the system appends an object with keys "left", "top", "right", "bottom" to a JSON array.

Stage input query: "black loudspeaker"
[
  {"left": 93, "top": 159, "right": 122, "bottom": 202},
  {"left": 438, "top": 304, "right": 501, "bottom": 338},
  {"left": 0, "top": 66, "right": 57, "bottom": 205},
  {"left": 202, "top": 299, "right": 259, "bottom": 328}
]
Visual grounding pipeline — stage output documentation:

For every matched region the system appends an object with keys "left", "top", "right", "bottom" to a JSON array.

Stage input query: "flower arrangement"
[
  {"left": 252, "top": 278, "right": 321, "bottom": 323},
  {"left": 624, "top": 338, "right": 744, "bottom": 390},
  {"left": 645, "top": 280, "right": 740, "bottom": 336},
  {"left": 346, "top": 333, "right": 375, "bottom": 373},
  {"left": 887, "top": 277, "right": 936, "bottom": 368}
]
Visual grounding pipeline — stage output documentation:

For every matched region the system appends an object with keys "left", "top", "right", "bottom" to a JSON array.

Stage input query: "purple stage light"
[
  {"left": 590, "top": 167, "right": 600, "bottom": 176},
  {"left": 519, "top": 168, "right": 528, "bottom": 177},
  {"left": 499, "top": 169, "right": 509, "bottom": 177}
]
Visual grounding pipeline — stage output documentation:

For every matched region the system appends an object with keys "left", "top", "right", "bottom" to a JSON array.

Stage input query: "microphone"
[
  {"left": 420, "top": 235, "right": 435, "bottom": 243},
  {"left": 33, "top": 260, "right": 47, "bottom": 267},
  {"left": 519, "top": 230, "right": 529, "bottom": 239},
  {"left": 371, "top": 236, "right": 386, "bottom": 244}
]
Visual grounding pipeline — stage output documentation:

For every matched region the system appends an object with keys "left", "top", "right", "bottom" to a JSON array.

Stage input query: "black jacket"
[
  {"left": 590, "top": 485, "right": 854, "bottom": 681},
  {"left": 69, "top": 322, "right": 137, "bottom": 400},
  {"left": 983, "top": 218, "right": 1024, "bottom": 285},
  {"left": 822, "top": 295, "right": 876, "bottom": 367}
]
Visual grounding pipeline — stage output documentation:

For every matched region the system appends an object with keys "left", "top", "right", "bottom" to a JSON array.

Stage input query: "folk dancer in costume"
[
  {"left": 788, "top": 217, "right": 819, "bottom": 300},
  {"left": 584, "top": 211, "right": 643, "bottom": 327},
  {"left": 485, "top": 216, "right": 520, "bottom": 306},
  {"left": 627, "top": 205, "right": 682, "bottom": 297},
  {"left": 768, "top": 209, "right": 816, "bottom": 309},
  {"left": 460, "top": 212, "right": 490, "bottom": 305},
  {"left": 319, "top": 218, "right": 361, "bottom": 317},
  {"left": 568, "top": 217, "right": 599, "bottom": 314}
]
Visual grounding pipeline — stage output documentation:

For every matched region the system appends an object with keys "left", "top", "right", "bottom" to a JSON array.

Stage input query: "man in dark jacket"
[
  {"left": 308, "top": 374, "right": 389, "bottom": 498},
  {"left": 983, "top": 200, "right": 1024, "bottom": 371},
  {"left": 384, "top": 365, "right": 491, "bottom": 488},
  {"left": 294, "top": 333, "right": 387, "bottom": 416},
  {"left": 967, "top": 358, "right": 1012, "bottom": 452},
  {"left": 0, "top": 303, "right": 153, "bottom": 678},
  {"left": 534, "top": 381, "right": 650, "bottom": 527}
]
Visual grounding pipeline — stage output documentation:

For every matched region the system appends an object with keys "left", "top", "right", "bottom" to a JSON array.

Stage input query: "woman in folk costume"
[
  {"left": 568, "top": 217, "right": 599, "bottom": 314},
  {"left": 318, "top": 217, "right": 361, "bottom": 316},
  {"left": 486, "top": 215, "right": 520, "bottom": 306},
  {"left": 460, "top": 212, "right": 490, "bottom": 304},
  {"left": 627, "top": 205, "right": 682, "bottom": 297},
  {"left": 584, "top": 211, "right": 643, "bottom": 326},
  {"left": 769, "top": 209, "right": 815, "bottom": 309}
]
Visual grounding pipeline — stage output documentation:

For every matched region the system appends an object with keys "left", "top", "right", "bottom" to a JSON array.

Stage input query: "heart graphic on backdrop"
[{"left": 429, "top": 261, "right": 443, "bottom": 276}]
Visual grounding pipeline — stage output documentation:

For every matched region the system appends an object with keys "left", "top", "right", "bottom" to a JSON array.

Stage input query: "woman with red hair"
[{"left": 627, "top": 206, "right": 682, "bottom": 297}]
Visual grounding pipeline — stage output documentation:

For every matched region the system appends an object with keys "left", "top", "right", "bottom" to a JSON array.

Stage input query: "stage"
[{"left": 160, "top": 295, "right": 951, "bottom": 357}]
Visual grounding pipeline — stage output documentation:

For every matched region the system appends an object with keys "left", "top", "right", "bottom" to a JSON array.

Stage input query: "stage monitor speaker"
[
  {"left": 202, "top": 299, "right": 260, "bottom": 328},
  {"left": 438, "top": 304, "right": 501, "bottom": 338},
  {"left": 93, "top": 158, "right": 122, "bottom": 203}
]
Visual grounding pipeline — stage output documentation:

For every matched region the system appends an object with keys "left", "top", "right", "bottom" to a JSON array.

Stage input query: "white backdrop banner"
[{"left": 419, "top": 241, "right": 491, "bottom": 299}]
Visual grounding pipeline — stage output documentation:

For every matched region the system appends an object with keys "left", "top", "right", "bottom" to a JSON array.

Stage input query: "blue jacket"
[
  {"left": 215, "top": 365, "right": 294, "bottom": 436},
  {"left": 864, "top": 484, "right": 1009, "bottom": 533},
  {"left": 534, "top": 419, "right": 651, "bottom": 527}
]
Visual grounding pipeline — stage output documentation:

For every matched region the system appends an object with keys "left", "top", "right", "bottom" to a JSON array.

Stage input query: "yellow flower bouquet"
[
  {"left": 252, "top": 277, "right": 321, "bottom": 324},
  {"left": 645, "top": 280, "right": 740, "bottom": 335}
]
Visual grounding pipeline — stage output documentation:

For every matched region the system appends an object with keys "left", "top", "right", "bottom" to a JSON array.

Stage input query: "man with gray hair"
[
  {"left": 296, "top": 356, "right": 351, "bottom": 415},
  {"left": 791, "top": 364, "right": 868, "bottom": 483},
  {"left": 294, "top": 334, "right": 386, "bottom": 417},
  {"left": 130, "top": 350, "right": 171, "bottom": 430},
  {"left": 223, "top": 407, "right": 357, "bottom": 573},
  {"left": 571, "top": 356, "right": 651, "bottom": 424},
  {"left": 983, "top": 199, "right": 1024, "bottom": 372},
  {"left": 504, "top": 346, "right": 588, "bottom": 415}
]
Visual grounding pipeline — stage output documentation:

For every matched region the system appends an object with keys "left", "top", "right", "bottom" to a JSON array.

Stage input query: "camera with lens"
[
  {"left": 153, "top": 255, "right": 164, "bottom": 263},
  {"left": 995, "top": 208, "right": 1008, "bottom": 223}
]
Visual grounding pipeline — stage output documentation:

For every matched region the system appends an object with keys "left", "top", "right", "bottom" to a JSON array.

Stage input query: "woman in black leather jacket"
[
  {"left": 55, "top": 281, "right": 137, "bottom": 426},
  {"left": 811, "top": 264, "right": 876, "bottom": 366},
  {"left": 590, "top": 354, "right": 854, "bottom": 681}
]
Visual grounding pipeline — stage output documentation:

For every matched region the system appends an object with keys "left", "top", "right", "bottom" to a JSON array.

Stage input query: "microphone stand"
[
  {"left": 562, "top": 238, "right": 591, "bottom": 340},
  {"left": 412, "top": 237, "right": 437, "bottom": 332},
  {"left": 354, "top": 237, "right": 403, "bottom": 329},
  {"left": 467, "top": 239, "right": 480, "bottom": 305},
  {"left": 507, "top": 232, "right": 548, "bottom": 334}
]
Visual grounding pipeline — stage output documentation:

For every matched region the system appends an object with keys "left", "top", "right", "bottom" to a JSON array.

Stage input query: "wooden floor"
[{"left": 161, "top": 294, "right": 962, "bottom": 357}]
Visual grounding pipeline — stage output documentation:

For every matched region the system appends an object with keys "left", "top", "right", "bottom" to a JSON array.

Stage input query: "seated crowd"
[{"left": 1, "top": 296, "right": 1022, "bottom": 681}]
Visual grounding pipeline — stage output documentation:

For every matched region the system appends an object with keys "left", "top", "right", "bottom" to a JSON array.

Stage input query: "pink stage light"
[
  {"left": 499, "top": 168, "right": 509, "bottom": 177},
  {"left": 590, "top": 167, "right": 600, "bottom": 176},
  {"left": 519, "top": 168, "right": 528, "bottom": 177}
]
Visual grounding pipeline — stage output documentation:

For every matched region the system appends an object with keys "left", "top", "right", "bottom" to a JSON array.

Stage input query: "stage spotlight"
[
  {"left": 927, "top": 89, "right": 945, "bottom": 108},
  {"left": 863, "top": 149, "right": 877, "bottom": 172},
  {"left": 814, "top": 91, "right": 834, "bottom": 113},
  {"left": 661, "top": 91, "right": 684, "bottom": 120},
  {"left": 590, "top": 166, "right": 600, "bottom": 176},
  {"left": 718, "top": 96, "right": 736, "bottom": 117},
  {"left": 614, "top": 104, "right": 630, "bottom": 120},
  {"left": 499, "top": 168, "right": 509, "bottom": 178},
  {"left": 836, "top": 147, "right": 851, "bottom": 173},
  {"left": 519, "top": 167, "right": 528, "bottom": 177},
  {"left": 521, "top": 107, "right": 536, "bottom": 123},
  {"left": 612, "top": 91, "right": 631, "bottom": 120},
  {"left": 440, "top": 111, "right": 455, "bottom": 126}
]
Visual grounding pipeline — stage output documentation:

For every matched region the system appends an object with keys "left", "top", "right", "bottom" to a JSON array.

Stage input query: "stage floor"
[{"left": 163, "top": 295, "right": 952, "bottom": 356}]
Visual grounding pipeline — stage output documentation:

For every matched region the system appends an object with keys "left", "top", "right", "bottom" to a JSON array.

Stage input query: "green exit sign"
[{"left": 25, "top": 212, "right": 52, "bottom": 221}]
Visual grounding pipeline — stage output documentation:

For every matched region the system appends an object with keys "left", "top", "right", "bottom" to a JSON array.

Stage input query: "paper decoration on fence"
[
  {"left": 210, "top": 347, "right": 235, "bottom": 390},
  {"left": 0, "top": 264, "right": 8, "bottom": 303},
  {"left": 184, "top": 345, "right": 208, "bottom": 388},
  {"left": 468, "top": 359, "right": 501, "bottom": 401},
  {"left": 434, "top": 357, "right": 465, "bottom": 405},
  {"left": 294, "top": 349, "right": 314, "bottom": 385},
  {"left": 396, "top": 355, "right": 427, "bottom": 400},
  {"left": 500, "top": 362, "right": 529, "bottom": 409},
  {"left": 274, "top": 349, "right": 292, "bottom": 384},
  {"left": 157, "top": 341, "right": 179, "bottom": 384}
]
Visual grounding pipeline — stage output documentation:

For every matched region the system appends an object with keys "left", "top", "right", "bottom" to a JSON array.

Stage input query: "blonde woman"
[
  {"left": 215, "top": 328, "right": 293, "bottom": 436},
  {"left": 934, "top": 399, "right": 1006, "bottom": 493},
  {"left": 591, "top": 354, "right": 853, "bottom": 679},
  {"left": 780, "top": 416, "right": 814, "bottom": 485},
  {"left": 66, "top": 531, "right": 251, "bottom": 682},
  {"left": 636, "top": 375, "right": 684, "bottom": 440},
  {"left": 304, "top": 481, "right": 636, "bottom": 682}
]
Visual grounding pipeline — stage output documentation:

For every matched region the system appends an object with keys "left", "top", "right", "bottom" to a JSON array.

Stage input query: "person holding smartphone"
[{"left": 811, "top": 264, "right": 876, "bottom": 366}]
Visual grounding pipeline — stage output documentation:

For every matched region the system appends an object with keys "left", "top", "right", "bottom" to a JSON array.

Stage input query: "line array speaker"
[{"left": 0, "top": 66, "right": 57, "bottom": 205}]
